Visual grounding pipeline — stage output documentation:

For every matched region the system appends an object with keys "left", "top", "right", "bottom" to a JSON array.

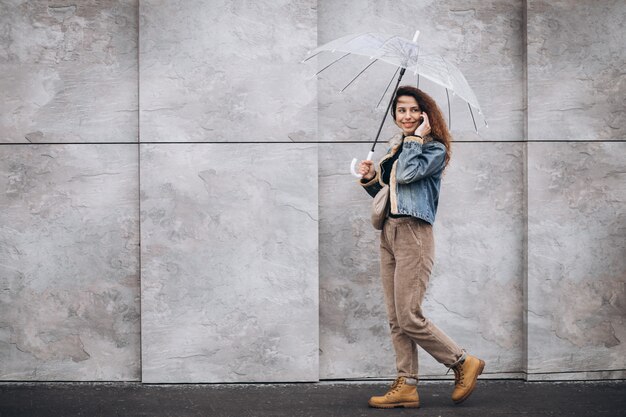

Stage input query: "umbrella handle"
[{"left": 350, "top": 151, "right": 375, "bottom": 178}]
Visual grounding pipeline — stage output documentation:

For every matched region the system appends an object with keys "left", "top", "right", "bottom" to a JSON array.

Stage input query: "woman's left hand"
[{"left": 415, "top": 112, "right": 431, "bottom": 138}]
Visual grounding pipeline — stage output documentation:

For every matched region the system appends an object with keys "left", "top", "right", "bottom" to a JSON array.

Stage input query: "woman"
[{"left": 358, "top": 86, "right": 484, "bottom": 408}]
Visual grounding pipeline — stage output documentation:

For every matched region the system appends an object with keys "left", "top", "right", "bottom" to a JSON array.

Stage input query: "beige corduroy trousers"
[{"left": 380, "top": 216, "right": 465, "bottom": 378}]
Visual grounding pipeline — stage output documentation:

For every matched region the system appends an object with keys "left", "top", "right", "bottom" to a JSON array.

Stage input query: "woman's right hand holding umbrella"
[{"left": 358, "top": 160, "right": 375, "bottom": 181}]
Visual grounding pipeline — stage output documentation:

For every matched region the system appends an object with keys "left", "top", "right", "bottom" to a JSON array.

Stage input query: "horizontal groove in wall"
[
  {"left": 481, "top": 369, "right": 626, "bottom": 376},
  {"left": 2, "top": 372, "right": 625, "bottom": 384},
  {"left": 526, "top": 368, "right": 626, "bottom": 375},
  {"left": 322, "top": 370, "right": 626, "bottom": 383},
  {"left": 1, "top": 140, "right": 625, "bottom": 146}
]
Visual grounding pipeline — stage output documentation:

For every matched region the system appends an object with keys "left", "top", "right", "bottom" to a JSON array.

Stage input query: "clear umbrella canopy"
[{"left": 306, "top": 31, "right": 485, "bottom": 129}]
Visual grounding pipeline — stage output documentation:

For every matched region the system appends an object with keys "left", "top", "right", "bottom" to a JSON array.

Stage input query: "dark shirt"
[
  {"left": 382, "top": 144, "right": 402, "bottom": 186},
  {"left": 381, "top": 140, "right": 410, "bottom": 218}
]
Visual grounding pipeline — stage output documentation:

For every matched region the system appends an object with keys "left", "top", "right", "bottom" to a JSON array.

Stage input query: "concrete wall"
[
  {"left": 1, "top": 0, "right": 140, "bottom": 381},
  {"left": 526, "top": 0, "right": 626, "bottom": 380},
  {"left": 138, "top": 0, "right": 318, "bottom": 384},
  {"left": 1, "top": 0, "right": 624, "bottom": 382}
]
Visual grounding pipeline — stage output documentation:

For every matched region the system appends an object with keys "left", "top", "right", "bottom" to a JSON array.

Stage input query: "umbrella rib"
[
  {"left": 413, "top": 44, "right": 420, "bottom": 76},
  {"left": 341, "top": 58, "right": 379, "bottom": 92},
  {"left": 468, "top": 103, "right": 478, "bottom": 132},
  {"left": 302, "top": 51, "right": 322, "bottom": 63},
  {"left": 376, "top": 66, "right": 400, "bottom": 109},
  {"left": 371, "top": 68, "right": 407, "bottom": 151},
  {"left": 315, "top": 52, "right": 351, "bottom": 76}
]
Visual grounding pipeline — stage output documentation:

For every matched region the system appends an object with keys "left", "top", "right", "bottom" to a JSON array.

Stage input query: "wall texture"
[
  {"left": 525, "top": 0, "right": 626, "bottom": 380},
  {"left": 0, "top": 145, "right": 140, "bottom": 380},
  {"left": 1, "top": 0, "right": 141, "bottom": 381},
  {"left": 140, "top": 144, "right": 319, "bottom": 383},
  {"left": 527, "top": 142, "right": 626, "bottom": 380},
  {"left": 139, "top": 0, "right": 316, "bottom": 143},
  {"left": 1, "top": 0, "right": 624, "bottom": 382},
  {"left": 527, "top": 0, "right": 625, "bottom": 140},
  {"left": 138, "top": 0, "right": 318, "bottom": 383},
  {"left": 0, "top": 0, "right": 138, "bottom": 143}
]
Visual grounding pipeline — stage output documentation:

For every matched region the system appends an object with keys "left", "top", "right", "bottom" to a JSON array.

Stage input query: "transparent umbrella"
[{"left": 304, "top": 31, "right": 486, "bottom": 177}]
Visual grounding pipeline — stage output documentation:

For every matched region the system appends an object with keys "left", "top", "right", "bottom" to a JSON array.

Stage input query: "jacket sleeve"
[
  {"left": 395, "top": 137, "right": 446, "bottom": 184},
  {"left": 358, "top": 169, "right": 382, "bottom": 198}
]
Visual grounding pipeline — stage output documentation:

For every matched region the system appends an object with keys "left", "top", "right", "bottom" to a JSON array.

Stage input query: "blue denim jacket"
[{"left": 360, "top": 135, "right": 447, "bottom": 225}]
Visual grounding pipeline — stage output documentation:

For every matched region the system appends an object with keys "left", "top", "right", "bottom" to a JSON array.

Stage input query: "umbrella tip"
[{"left": 412, "top": 30, "right": 420, "bottom": 43}]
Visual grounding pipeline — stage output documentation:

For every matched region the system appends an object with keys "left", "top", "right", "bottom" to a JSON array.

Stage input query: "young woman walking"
[{"left": 358, "top": 85, "right": 485, "bottom": 408}]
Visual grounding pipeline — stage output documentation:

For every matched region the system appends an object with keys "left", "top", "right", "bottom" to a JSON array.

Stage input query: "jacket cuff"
[
  {"left": 403, "top": 135, "right": 424, "bottom": 145},
  {"left": 359, "top": 170, "right": 379, "bottom": 187}
]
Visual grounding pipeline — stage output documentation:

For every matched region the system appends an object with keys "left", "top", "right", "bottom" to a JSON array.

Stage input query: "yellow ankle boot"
[
  {"left": 368, "top": 376, "right": 420, "bottom": 409},
  {"left": 451, "top": 354, "right": 485, "bottom": 404}
]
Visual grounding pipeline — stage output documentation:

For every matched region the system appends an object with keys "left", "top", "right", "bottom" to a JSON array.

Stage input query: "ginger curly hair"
[{"left": 391, "top": 85, "right": 452, "bottom": 167}]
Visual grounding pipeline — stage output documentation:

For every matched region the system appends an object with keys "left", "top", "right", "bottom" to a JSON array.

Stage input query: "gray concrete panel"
[
  {"left": 527, "top": 142, "right": 626, "bottom": 379},
  {"left": 318, "top": 143, "right": 392, "bottom": 379},
  {"left": 434, "top": 142, "right": 525, "bottom": 375},
  {"left": 527, "top": 1, "right": 626, "bottom": 140},
  {"left": 139, "top": 0, "right": 316, "bottom": 143},
  {"left": 140, "top": 143, "right": 318, "bottom": 382},
  {"left": 0, "top": 1, "right": 138, "bottom": 143},
  {"left": 316, "top": 0, "right": 524, "bottom": 142},
  {"left": 0, "top": 145, "right": 140, "bottom": 380},
  {"left": 319, "top": 141, "right": 524, "bottom": 379}
]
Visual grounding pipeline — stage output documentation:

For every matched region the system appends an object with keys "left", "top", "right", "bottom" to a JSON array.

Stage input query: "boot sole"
[
  {"left": 453, "top": 359, "right": 485, "bottom": 405},
  {"left": 368, "top": 400, "right": 420, "bottom": 409}
]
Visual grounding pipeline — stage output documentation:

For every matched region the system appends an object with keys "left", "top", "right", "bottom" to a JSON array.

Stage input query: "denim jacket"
[{"left": 360, "top": 134, "right": 447, "bottom": 225}]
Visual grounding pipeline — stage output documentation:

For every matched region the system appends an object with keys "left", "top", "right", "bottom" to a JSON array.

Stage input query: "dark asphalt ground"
[{"left": 1, "top": 380, "right": 625, "bottom": 417}]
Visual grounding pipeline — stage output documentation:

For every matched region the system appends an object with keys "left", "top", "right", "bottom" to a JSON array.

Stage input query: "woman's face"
[{"left": 394, "top": 95, "right": 422, "bottom": 136}]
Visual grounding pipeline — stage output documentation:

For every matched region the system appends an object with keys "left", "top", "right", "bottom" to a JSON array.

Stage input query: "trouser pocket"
[{"left": 405, "top": 221, "right": 421, "bottom": 249}]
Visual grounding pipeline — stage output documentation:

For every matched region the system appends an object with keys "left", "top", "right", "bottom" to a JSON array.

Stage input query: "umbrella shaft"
[{"left": 371, "top": 67, "right": 406, "bottom": 152}]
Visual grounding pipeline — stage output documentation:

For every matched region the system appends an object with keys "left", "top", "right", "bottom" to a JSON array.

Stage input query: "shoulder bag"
[{"left": 371, "top": 184, "right": 389, "bottom": 230}]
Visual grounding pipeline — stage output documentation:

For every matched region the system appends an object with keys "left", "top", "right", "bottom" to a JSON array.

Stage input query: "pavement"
[{"left": 1, "top": 380, "right": 626, "bottom": 417}]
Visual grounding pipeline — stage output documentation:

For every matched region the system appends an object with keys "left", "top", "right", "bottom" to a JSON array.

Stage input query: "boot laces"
[
  {"left": 453, "top": 366, "right": 465, "bottom": 387},
  {"left": 386, "top": 377, "right": 403, "bottom": 395}
]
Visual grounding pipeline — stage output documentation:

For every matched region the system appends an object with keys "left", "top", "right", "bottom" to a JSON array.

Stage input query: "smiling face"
[{"left": 394, "top": 95, "right": 422, "bottom": 136}]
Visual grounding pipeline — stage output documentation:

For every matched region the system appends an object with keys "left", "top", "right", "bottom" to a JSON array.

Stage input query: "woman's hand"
[
  {"left": 358, "top": 160, "right": 375, "bottom": 180},
  {"left": 415, "top": 112, "right": 431, "bottom": 138}
]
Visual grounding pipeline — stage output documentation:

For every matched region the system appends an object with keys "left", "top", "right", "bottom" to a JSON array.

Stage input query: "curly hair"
[{"left": 390, "top": 85, "right": 452, "bottom": 167}]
